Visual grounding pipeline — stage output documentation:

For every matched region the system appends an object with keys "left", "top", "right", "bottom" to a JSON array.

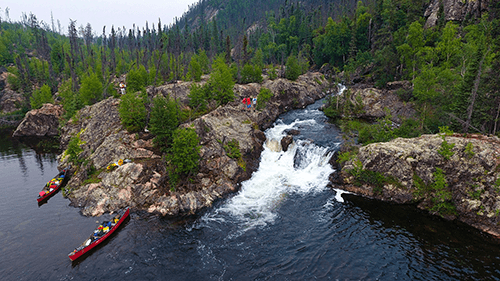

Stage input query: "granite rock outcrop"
[
  {"left": 58, "top": 72, "right": 329, "bottom": 216},
  {"left": 336, "top": 134, "right": 500, "bottom": 237}
]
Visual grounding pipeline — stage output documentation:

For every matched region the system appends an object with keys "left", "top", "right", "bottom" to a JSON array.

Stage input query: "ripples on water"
[{"left": 2, "top": 92, "right": 500, "bottom": 280}]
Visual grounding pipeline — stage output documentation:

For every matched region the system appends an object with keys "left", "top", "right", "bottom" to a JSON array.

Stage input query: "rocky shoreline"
[
  {"left": 54, "top": 72, "right": 329, "bottom": 216},
  {"left": 11, "top": 72, "right": 500, "bottom": 239}
]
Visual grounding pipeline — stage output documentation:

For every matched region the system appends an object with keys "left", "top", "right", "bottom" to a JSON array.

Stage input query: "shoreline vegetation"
[{"left": 2, "top": 0, "right": 500, "bottom": 238}]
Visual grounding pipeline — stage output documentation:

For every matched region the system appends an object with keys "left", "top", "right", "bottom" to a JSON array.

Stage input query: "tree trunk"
[{"left": 463, "top": 48, "right": 489, "bottom": 133}]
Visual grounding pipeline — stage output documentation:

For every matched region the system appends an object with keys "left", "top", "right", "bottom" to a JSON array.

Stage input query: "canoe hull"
[
  {"left": 68, "top": 208, "right": 130, "bottom": 261},
  {"left": 37, "top": 166, "right": 70, "bottom": 204}
]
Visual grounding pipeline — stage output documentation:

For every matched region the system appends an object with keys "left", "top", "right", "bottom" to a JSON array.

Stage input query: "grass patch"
[
  {"left": 348, "top": 159, "right": 402, "bottom": 195},
  {"left": 224, "top": 139, "right": 241, "bottom": 159},
  {"left": 82, "top": 165, "right": 103, "bottom": 185},
  {"left": 224, "top": 139, "right": 246, "bottom": 171}
]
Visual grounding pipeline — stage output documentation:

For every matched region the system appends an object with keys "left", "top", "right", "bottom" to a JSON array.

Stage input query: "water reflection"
[{"left": 343, "top": 194, "right": 500, "bottom": 279}]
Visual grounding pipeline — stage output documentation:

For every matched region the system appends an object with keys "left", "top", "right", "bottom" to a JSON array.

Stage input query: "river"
[{"left": 2, "top": 93, "right": 500, "bottom": 280}]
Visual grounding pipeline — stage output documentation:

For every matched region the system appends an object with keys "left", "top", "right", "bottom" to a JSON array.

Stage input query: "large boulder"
[
  {"left": 12, "top": 104, "right": 63, "bottom": 137},
  {"left": 337, "top": 82, "right": 416, "bottom": 124},
  {"left": 337, "top": 134, "right": 500, "bottom": 237}
]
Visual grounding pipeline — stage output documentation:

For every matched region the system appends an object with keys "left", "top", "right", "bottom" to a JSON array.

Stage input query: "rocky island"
[{"left": 53, "top": 72, "right": 329, "bottom": 216}]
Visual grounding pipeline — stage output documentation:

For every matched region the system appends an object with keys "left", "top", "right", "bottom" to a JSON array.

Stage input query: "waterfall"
[{"left": 201, "top": 119, "right": 336, "bottom": 231}]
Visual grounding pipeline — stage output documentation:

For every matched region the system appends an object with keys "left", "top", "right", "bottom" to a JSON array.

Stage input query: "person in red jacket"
[{"left": 242, "top": 97, "right": 251, "bottom": 110}]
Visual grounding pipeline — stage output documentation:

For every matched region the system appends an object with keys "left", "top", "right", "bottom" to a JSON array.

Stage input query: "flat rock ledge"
[
  {"left": 336, "top": 134, "right": 500, "bottom": 238},
  {"left": 59, "top": 72, "right": 329, "bottom": 216}
]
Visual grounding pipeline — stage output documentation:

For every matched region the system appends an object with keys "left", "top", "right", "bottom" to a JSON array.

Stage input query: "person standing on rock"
[
  {"left": 252, "top": 96, "right": 257, "bottom": 111},
  {"left": 242, "top": 97, "right": 251, "bottom": 110},
  {"left": 119, "top": 82, "right": 126, "bottom": 95}
]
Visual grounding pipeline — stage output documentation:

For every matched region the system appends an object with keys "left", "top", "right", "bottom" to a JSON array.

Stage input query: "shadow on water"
[{"left": 342, "top": 193, "right": 500, "bottom": 279}]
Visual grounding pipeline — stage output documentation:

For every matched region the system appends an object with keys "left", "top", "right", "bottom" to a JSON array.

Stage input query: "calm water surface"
[{"left": 1, "top": 96, "right": 500, "bottom": 280}]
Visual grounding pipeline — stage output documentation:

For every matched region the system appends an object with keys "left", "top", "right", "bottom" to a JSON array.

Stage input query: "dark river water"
[{"left": 2, "top": 93, "right": 500, "bottom": 280}]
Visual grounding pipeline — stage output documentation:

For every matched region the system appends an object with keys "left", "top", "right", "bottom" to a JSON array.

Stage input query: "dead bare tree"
[{"left": 463, "top": 47, "right": 490, "bottom": 133}]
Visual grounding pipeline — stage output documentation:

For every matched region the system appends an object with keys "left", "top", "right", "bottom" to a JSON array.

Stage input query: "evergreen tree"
[
  {"left": 188, "top": 83, "right": 209, "bottom": 112},
  {"left": 187, "top": 54, "right": 202, "bottom": 82},
  {"left": 119, "top": 92, "right": 146, "bottom": 132},
  {"left": 30, "top": 84, "right": 53, "bottom": 109},
  {"left": 208, "top": 56, "right": 235, "bottom": 105},
  {"left": 168, "top": 127, "right": 200, "bottom": 185},
  {"left": 79, "top": 71, "right": 103, "bottom": 105},
  {"left": 149, "top": 95, "right": 180, "bottom": 149},
  {"left": 126, "top": 65, "right": 149, "bottom": 93},
  {"left": 285, "top": 54, "right": 301, "bottom": 81}
]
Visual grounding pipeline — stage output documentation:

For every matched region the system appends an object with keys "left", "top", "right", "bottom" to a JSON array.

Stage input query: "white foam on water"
[{"left": 201, "top": 119, "right": 336, "bottom": 231}]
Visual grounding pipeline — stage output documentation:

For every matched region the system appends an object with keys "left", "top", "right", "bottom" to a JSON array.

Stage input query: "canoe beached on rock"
[
  {"left": 37, "top": 166, "right": 70, "bottom": 204},
  {"left": 68, "top": 207, "right": 130, "bottom": 261}
]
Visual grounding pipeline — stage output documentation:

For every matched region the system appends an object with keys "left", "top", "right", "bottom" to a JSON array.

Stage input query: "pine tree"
[
  {"left": 149, "top": 95, "right": 180, "bottom": 149},
  {"left": 30, "top": 84, "right": 53, "bottom": 109}
]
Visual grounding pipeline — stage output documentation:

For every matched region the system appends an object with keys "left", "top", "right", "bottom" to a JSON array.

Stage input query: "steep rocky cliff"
[
  {"left": 336, "top": 133, "right": 500, "bottom": 237},
  {"left": 59, "top": 72, "right": 329, "bottom": 216},
  {"left": 425, "top": 0, "right": 490, "bottom": 28}
]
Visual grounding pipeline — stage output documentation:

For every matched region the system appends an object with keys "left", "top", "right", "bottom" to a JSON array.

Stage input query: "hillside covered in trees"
[{"left": 0, "top": 0, "right": 499, "bottom": 139}]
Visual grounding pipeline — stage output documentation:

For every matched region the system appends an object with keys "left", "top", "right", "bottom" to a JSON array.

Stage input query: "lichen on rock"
[
  {"left": 337, "top": 133, "right": 500, "bottom": 237},
  {"left": 58, "top": 72, "right": 329, "bottom": 217}
]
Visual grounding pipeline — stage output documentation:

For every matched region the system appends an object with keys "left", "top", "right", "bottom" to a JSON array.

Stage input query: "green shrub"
[
  {"left": 149, "top": 95, "right": 179, "bottom": 150},
  {"left": 30, "top": 84, "right": 53, "bottom": 109},
  {"left": 119, "top": 92, "right": 146, "bottom": 132},
  {"left": 79, "top": 71, "right": 103, "bottom": 105},
  {"left": 465, "top": 142, "right": 474, "bottom": 159},
  {"left": 208, "top": 56, "right": 235, "bottom": 105},
  {"left": 285, "top": 54, "right": 301, "bottom": 81},
  {"left": 188, "top": 83, "right": 210, "bottom": 112},
  {"left": 168, "top": 128, "right": 200, "bottom": 186},
  {"left": 82, "top": 165, "right": 102, "bottom": 185},
  {"left": 66, "top": 135, "right": 83, "bottom": 164},
  {"left": 126, "top": 65, "right": 149, "bottom": 93},
  {"left": 256, "top": 87, "right": 274, "bottom": 110},
  {"left": 438, "top": 138, "right": 455, "bottom": 160},
  {"left": 224, "top": 139, "right": 241, "bottom": 159},
  {"left": 414, "top": 168, "right": 456, "bottom": 216},
  {"left": 60, "top": 79, "right": 83, "bottom": 120},
  {"left": 7, "top": 68, "right": 21, "bottom": 91},
  {"left": 187, "top": 54, "right": 202, "bottom": 82},
  {"left": 240, "top": 63, "right": 263, "bottom": 84},
  {"left": 337, "top": 151, "right": 357, "bottom": 164},
  {"left": 348, "top": 160, "right": 402, "bottom": 195},
  {"left": 268, "top": 65, "right": 278, "bottom": 80},
  {"left": 430, "top": 168, "right": 455, "bottom": 215}
]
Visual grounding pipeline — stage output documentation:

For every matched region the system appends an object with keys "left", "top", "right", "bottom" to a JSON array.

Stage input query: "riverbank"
[
  {"left": 328, "top": 81, "right": 500, "bottom": 238},
  {"left": 55, "top": 72, "right": 329, "bottom": 216}
]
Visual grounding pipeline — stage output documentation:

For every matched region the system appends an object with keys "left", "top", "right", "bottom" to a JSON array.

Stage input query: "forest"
[{"left": 1, "top": 0, "right": 500, "bottom": 145}]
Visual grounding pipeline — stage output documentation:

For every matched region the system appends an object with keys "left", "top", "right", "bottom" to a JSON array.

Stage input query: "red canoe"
[
  {"left": 68, "top": 208, "right": 130, "bottom": 261},
  {"left": 37, "top": 166, "right": 71, "bottom": 203}
]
